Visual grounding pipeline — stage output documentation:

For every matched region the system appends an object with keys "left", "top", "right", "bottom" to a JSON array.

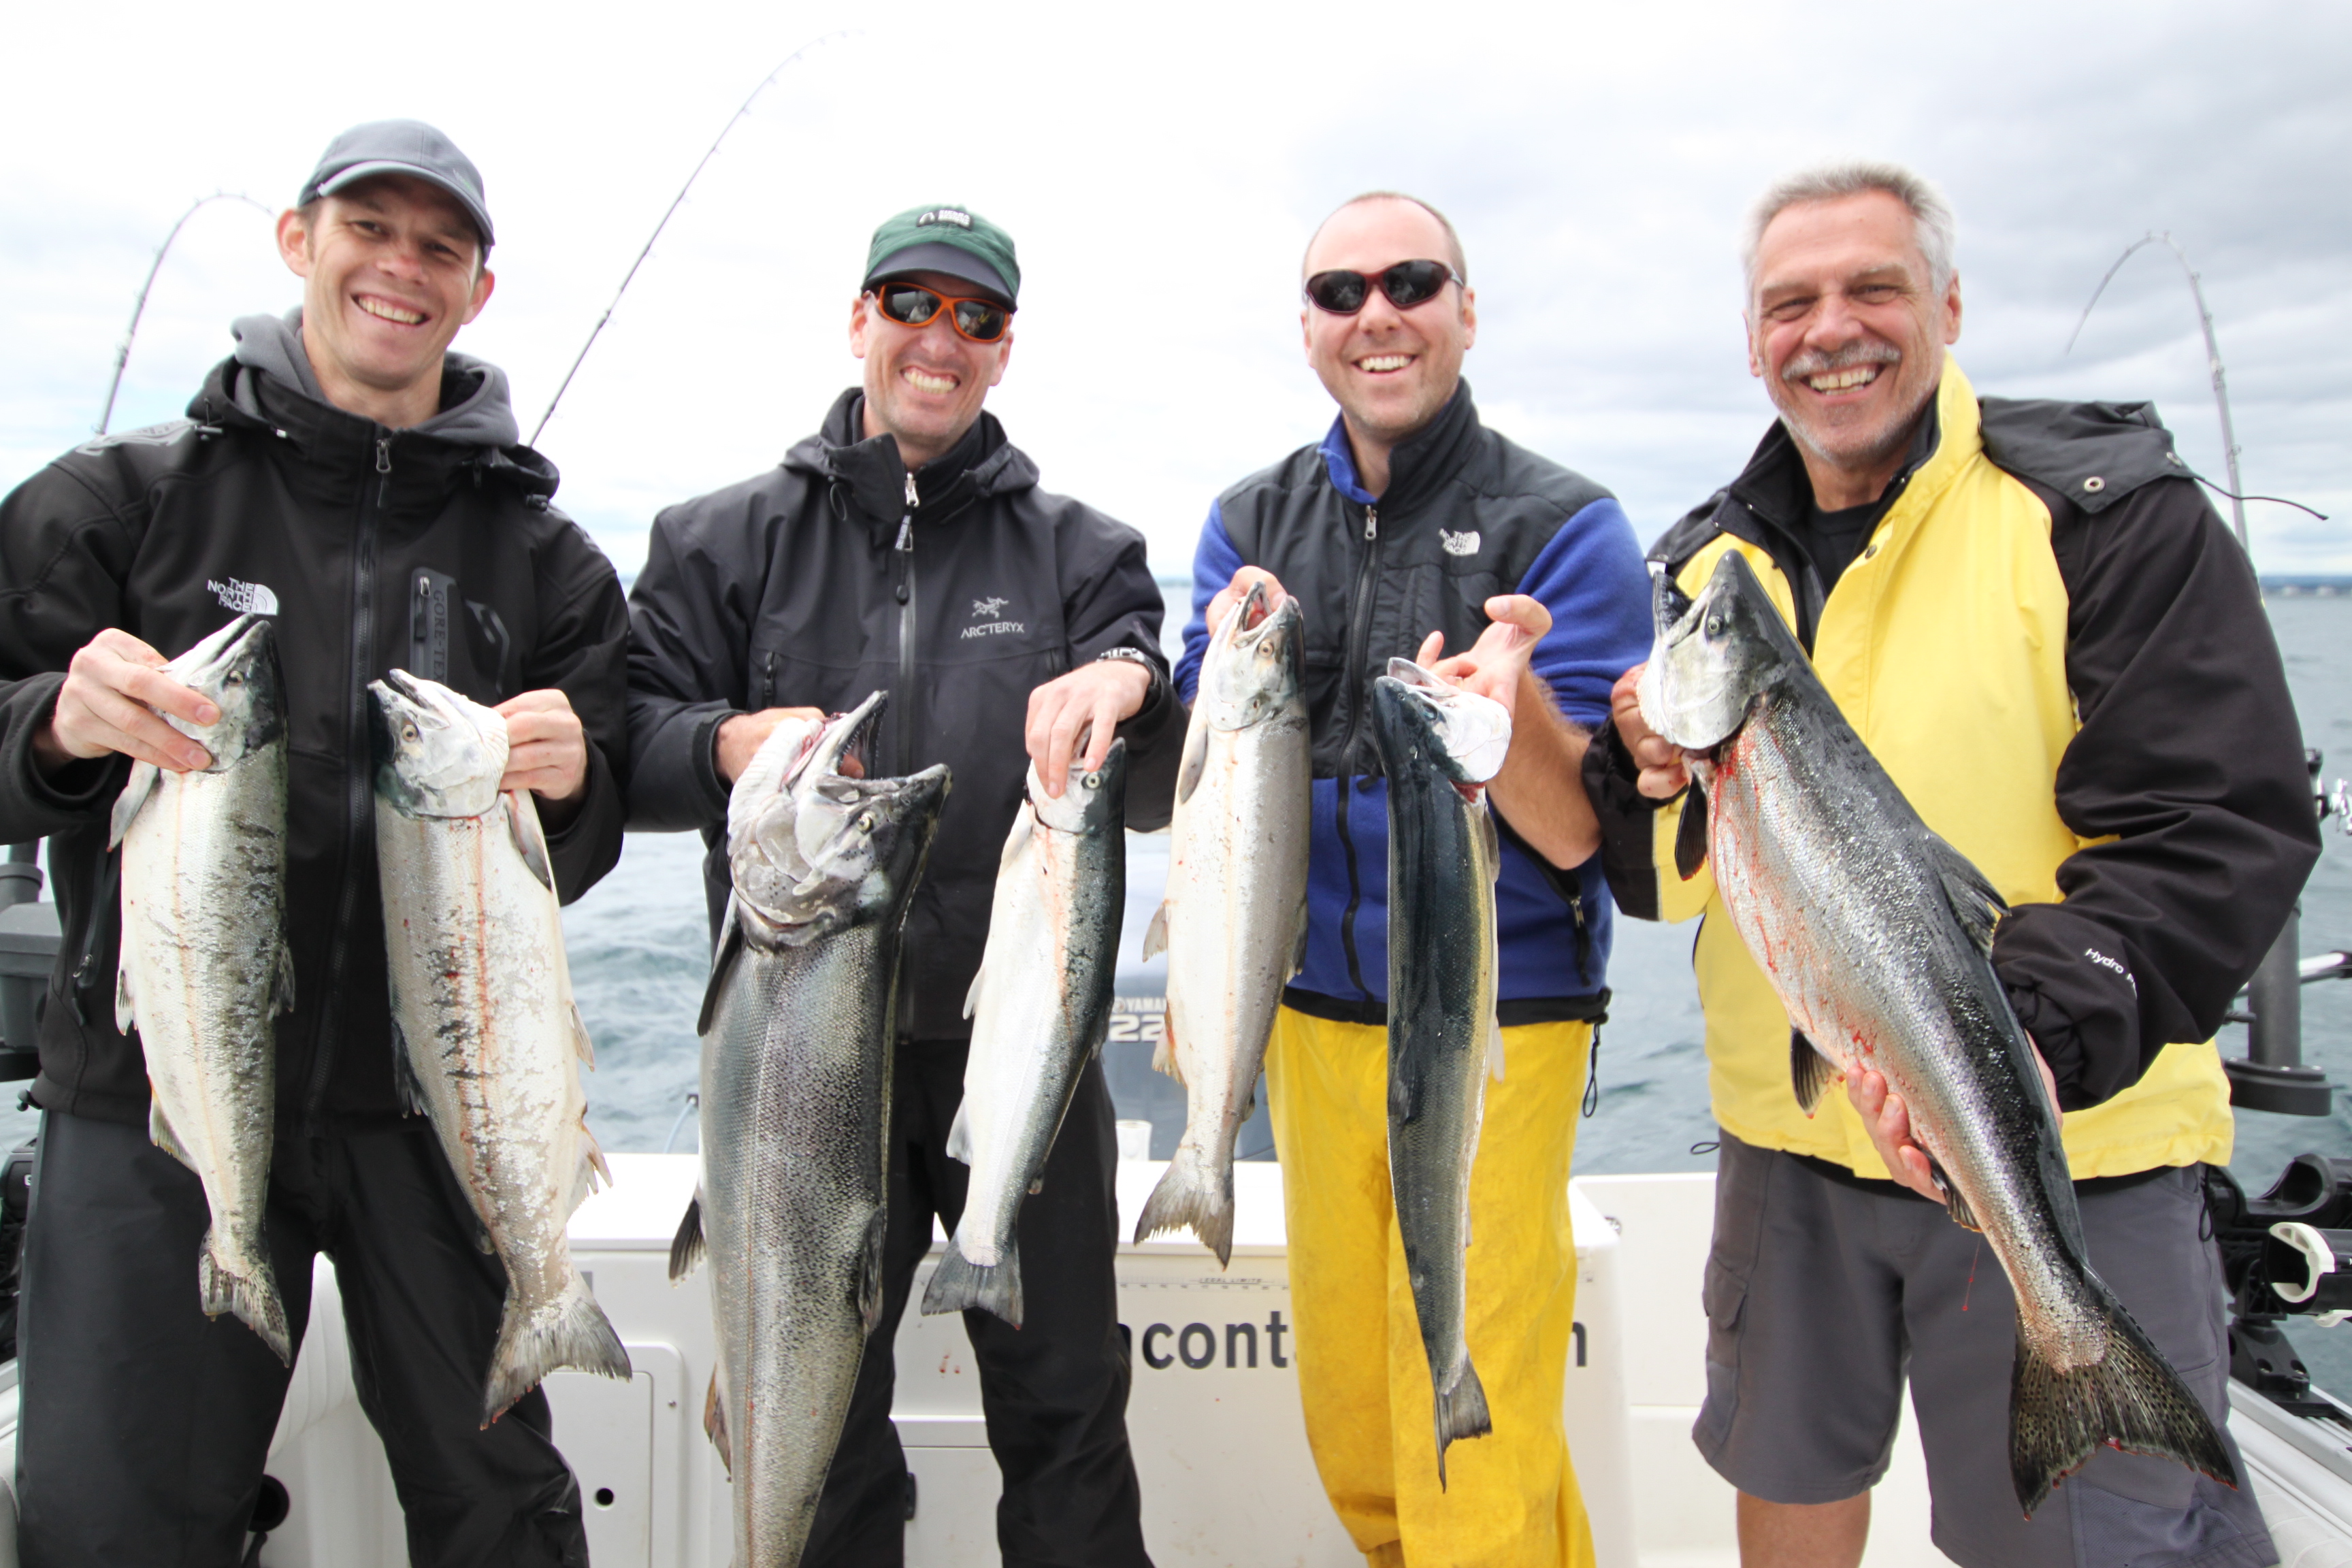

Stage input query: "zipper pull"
[
  {"left": 1364, "top": 505, "right": 1379, "bottom": 541},
  {"left": 375, "top": 436, "right": 392, "bottom": 475},
  {"left": 904, "top": 471, "right": 919, "bottom": 509},
  {"left": 896, "top": 517, "right": 913, "bottom": 553}
]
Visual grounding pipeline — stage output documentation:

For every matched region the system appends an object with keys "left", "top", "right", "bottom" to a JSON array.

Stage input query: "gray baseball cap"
[{"left": 297, "top": 120, "right": 494, "bottom": 249}]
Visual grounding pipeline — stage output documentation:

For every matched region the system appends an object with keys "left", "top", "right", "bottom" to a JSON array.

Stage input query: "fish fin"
[
  {"left": 1478, "top": 804, "right": 1500, "bottom": 881},
  {"left": 704, "top": 1370, "right": 732, "bottom": 1475},
  {"left": 945, "top": 1102, "right": 975, "bottom": 1165},
  {"left": 480, "top": 1272, "right": 631, "bottom": 1427},
  {"left": 1927, "top": 833, "right": 2008, "bottom": 955},
  {"left": 1175, "top": 718, "right": 1209, "bottom": 806},
  {"left": 1028, "top": 1175, "right": 1045, "bottom": 1196},
  {"left": 922, "top": 1236, "right": 1024, "bottom": 1327},
  {"left": 1432, "top": 1360, "right": 1494, "bottom": 1491},
  {"left": 1134, "top": 1140, "right": 1237, "bottom": 1266},
  {"left": 580, "top": 1115, "right": 613, "bottom": 1194},
  {"left": 2007, "top": 1277, "right": 2238, "bottom": 1516},
  {"left": 107, "top": 762, "right": 159, "bottom": 849},
  {"left": 274, "top": 941, "right": 297, "bottom": 1017},
  {"left": 1674, "top": 778, "right": 1710, "bottom": 881},
  {"left": 856, "top": 1209, "right": 889, "bottom": 1337},
  {"left": 198, "top": 1225, "right": 293, "bottom": 1367},
  {"left": 569, "top": 1002, "right": 596, "bottom": 1068},
  {"left": 696, "top": 903, "right": 745, "bottom": 1037},
  {"left": 389, "top": 1018, "right": 433, "bottom": 1119},
  {"left": 1291, "top": 904, "right": 1310, "bottom": 979},
  {"left": 115, "top": 964, "right": 135, "bottom": 1036},
  {"left": 1791, "top": 1030, "right": 1835, "bottom": 1115},
  {"left": 1152, "top": 1013, "right": 1183, "bottom": 1080},
  {"left": 1390, "top": 1051, "right": 1421, "bottom": 1125},
  {"left": 1141, "top": 901, "right": 1170, "bottom": 962},
  {"left": 1489, "top": 1022, "right": 1506, "bottom": 1084},
  {"left": 962, "top": 964, "right": 986, "bottom": 1022},
  {"left": 1927, "top": 1160, "right": 1981, "bottom": 1232},
  {"left": 668, "top": 1193, "right": 706, "bottom": 1281},
  {"left": 147, "top": 1096, "right": 194, "bottom": 1171},
  {"left": 502, "top": 790, "right": 555, "bottom": 892}
]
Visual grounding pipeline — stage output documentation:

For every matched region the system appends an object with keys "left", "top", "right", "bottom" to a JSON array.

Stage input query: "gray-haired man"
[{"left": 1588, "top": 161, "right": 2308, "bottom": 1567}]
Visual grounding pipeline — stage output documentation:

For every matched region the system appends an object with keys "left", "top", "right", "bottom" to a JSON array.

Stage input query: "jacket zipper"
[
  {"left": 892, "top": 472, "right": 919, "bottom": 774},
  {"left": 1333, "top": 502, "right": 1382, "bottom": 998},
  {"left": 306, "top": 431, "right": 391, "bottom": 1124}
]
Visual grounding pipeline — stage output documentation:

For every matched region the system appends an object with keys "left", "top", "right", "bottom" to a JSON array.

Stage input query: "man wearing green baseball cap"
[{"left": 627, "top": 204, "right": 1175, "bottom": 1565}]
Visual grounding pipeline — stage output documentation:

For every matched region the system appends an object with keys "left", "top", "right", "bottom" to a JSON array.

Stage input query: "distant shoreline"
[{"left": 2264, "top": 578, "right": 2352, "bottom": 597}]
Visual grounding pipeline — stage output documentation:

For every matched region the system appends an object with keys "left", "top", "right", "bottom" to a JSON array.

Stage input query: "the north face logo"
[
  {"left": 208, "top": 577, "right": 279, "bottom": 615},
  {"left": 1440, "top": 529, "right": 1481, "bottom": 557}
]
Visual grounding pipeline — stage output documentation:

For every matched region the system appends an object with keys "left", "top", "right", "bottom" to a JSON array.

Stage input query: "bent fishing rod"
[
  {"left": 97, "top": 191, "right": 274, "bottom": 435},
  {"left": 529, "top": 29, "right": 859, "bottom": 448}
]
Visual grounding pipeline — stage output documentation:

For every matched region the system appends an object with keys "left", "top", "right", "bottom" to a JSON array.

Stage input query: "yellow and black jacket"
[{"left": 1585, "top": 360, "right": 2319, "bottom": 1179}]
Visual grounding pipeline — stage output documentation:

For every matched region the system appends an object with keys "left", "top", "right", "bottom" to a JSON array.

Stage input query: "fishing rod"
[
  {"left": 97, "top": 191, "right": 274, "bottom": 435},
  {"left": 529, "top": 29, "right": 859, "bottom": 448}
]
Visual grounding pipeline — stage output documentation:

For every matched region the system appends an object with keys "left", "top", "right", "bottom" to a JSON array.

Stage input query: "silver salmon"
[
  {"left": 110, "top": 614, "right": 294, "bottom": 1363},
  {"left": 1135, "top": 584, "right": 1311, "bottom": 1266},
  {"left": 1637, "top": 549, "right": 2236, "bottom": 1514},
  {"left": 926, "top": 740, "right": 1126, "bottom": 1326},
  {"left": 1370, "top": 657, "right": 1512, "bottom": 1487},
  {"left": 370, "top": 670, "right": 630, "bottom": 1425},
  {"left": 670, "top": 695, "right": 949, "bottom": 1567}
]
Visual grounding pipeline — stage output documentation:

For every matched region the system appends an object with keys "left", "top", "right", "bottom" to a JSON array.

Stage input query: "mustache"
[{"left": 1781, "top": 340, "right": 1901, "bottom": 381}]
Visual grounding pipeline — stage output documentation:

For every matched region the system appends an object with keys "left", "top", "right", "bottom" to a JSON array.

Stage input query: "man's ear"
[
  {"left": 1941, "top": 272, "right": 1963, "bottom": 345},
  {"left": 1744, "top": 312, "right": 1763, "bottom": 379},
  {"left": 1300, "top": 304, "right": 1312, "bottom": 361},
  {"left": 849, "top": 294, "right": 874, "bottom": 360},
  {"left": 276, "top": 208, "right": 315, "bottom": 280},
  {"left": 987, "top": 330, "right": 1013, "bottom": 388},
  {"left": 460, "top": 267, "right": 496, "bottom": 327},
  {"left": 1458, "top": 285, "right": 1477, "bottom": 351}
]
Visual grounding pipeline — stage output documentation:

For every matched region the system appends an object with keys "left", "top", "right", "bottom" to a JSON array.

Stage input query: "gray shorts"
[{"left": 1695, "top": 1132, "right": 2276, "bottom": 1568}]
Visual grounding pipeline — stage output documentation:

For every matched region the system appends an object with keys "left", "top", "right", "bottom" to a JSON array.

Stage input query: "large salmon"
[
  {"left": 670, "top": 695, "right": 948, "bottom": 1567},
  {"left": 1637, "top": 549, "right": 2236, "bottom": 1514},
  {"left": 1136, "top": 583, "right": 1311, "bottom": 1264}
]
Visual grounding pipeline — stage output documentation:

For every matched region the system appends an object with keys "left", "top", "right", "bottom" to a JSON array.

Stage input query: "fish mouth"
[
  {"left": 804, "top": 691, "right": 885, "bottom": 787},
  {"left": 172, "top": 614, "right": 283, "bottom": 755}
]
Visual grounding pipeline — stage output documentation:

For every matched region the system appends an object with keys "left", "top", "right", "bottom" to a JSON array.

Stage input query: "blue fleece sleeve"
[
  {"left": 1518, "top": 497, "right": 1652, "bottom": 729},
  {"left": 1173, "top": 501, "right": 1244, "bottom": 705}
]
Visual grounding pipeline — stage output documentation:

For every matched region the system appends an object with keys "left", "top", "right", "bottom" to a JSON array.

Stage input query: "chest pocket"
[{"left": 406, "top": 568, "right": 513, "bottom": 700}]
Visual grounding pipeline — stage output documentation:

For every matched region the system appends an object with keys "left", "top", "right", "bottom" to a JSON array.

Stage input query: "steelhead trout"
[
  {"left": 926, "top": 741, "right": 1126, "bottom": 1326},
  {"left": 1637, "top": 549, "right": 2236, "bottom": 1514},
  {"left": 111, "top": 614, "right": 294, "bottom": 1362},
  {"left": 1136, "top": 583, "right": 1311, "bottom": 1265},
  {"left": 1371, "top": 657, "right": 1512, "bottom": 1487},
  {"left": 370, "top": 670, "right": 630, "bottom": 1425},
  {"left": 670, "top": 696, "right": 948, "bottom": 1567}
]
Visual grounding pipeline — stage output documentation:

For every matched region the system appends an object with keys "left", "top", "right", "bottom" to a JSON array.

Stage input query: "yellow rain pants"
[{"left": 1265, "top": 1006, "right": 1595, "bottom": 1568}]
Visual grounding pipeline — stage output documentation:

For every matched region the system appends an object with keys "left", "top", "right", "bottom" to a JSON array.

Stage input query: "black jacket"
[
  {"left": 1586, "top": 393, "right": 2320, "bottom": 1109},
  {"left": 0, "top": 338, "right": 630, "bottom": 1127},
  {"left": 625, "top": 389, "right": 1177, "bottom": 1042}
]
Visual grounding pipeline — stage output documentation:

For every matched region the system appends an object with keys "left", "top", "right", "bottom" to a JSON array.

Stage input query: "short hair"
[
  {"left": 1305, "top": 191, "right": 1469, "bottom": 282},
  {"left": 1740, "top": 160, "right": 1955, "bottom": 299}
]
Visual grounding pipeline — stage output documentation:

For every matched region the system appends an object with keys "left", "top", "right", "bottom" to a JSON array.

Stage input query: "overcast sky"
[{"left": 6, "top": 0, "right": 2347, "bottom": 583}]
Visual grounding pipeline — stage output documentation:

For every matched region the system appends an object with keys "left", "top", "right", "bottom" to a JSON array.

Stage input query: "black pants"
[
  {"left": 804, "top": 1042, "right": 1152, "bottom": 1568},
  {"left": 15, "top": 1111, "right": 588, "bottom": 1568}
]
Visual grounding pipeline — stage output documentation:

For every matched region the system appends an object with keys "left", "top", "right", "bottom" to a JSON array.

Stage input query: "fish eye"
[
  {"left": 1704, "top": 615, "right": 1726, "bottom": 636},
  {"left": 224, "top": 672, "right": 244, "bottom": 686},
  {"left": 1082, "top": 771, "right": 1101, "bottom": 789},
  {"left": 857, "top": 813, "right": 875, "bottom": 834},
  {"left": 401, "top": 722, "right": 420, "bottom": 742}
]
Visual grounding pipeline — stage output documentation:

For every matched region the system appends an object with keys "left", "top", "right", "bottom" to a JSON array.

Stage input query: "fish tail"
[
  {"left": 1432, "top": 1358, "right": 1493, "bottom": 1490},
  {"left": 922, "top": 1236, "right": 1023, "bottom": 1328},
  {"left": 480, "top": 1275, "right": 632, "bottom": 1428},
  {"left": 2008, "top": 1282, "right": 2238, "bottom": 1516},
  {"left": 1132, "top": 1140, "right": 1235, "bottom": 1267},
  {"left": 199, "top": 1228, "right": 292, "bottom": 1366}
]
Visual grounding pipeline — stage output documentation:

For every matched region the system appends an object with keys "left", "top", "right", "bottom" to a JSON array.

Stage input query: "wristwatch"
[{"left": 1095, "top": 646, "right": 1168, "bottom": 713}]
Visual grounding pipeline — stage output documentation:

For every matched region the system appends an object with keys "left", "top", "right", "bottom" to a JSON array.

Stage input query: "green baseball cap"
[{"left": 862, "top": 203, "right": 1019, "bottom": 306}]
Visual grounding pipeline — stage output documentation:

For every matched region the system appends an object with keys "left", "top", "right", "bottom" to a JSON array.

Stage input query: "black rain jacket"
[
  {"left": 0, "top": 347, "right": 629, "bottom": 1127},
  {"left": 624, "top": 389, "right": 1178, "bottom": 1043}
]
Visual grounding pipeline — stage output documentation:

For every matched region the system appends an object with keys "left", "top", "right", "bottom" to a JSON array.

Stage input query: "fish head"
[
  {"left": 1372, "top": 659, "right": 1512, "bottom": 793},
  {"left": 1203, "top": 585, "right": 1305, "bottom": 733},
  {"left": 369, "top": 670, "right": 510, "bottom": 819},
  {"left": 1028, "top": 737, "right": 1127, "bottom": 836},
  {"left": 1634, "top": 551, "right": 1795, "bottom": 751},
  {"left": 165, "top": 615, "right": 284, "bottom": 768}
]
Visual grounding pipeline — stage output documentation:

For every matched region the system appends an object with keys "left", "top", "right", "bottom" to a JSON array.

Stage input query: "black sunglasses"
[
  {"left": 1303, "top": 259, "right": 1465, "bottom": 315},
  {"left": 872, "top": 282, "right": 1013, "bottom": 343}
]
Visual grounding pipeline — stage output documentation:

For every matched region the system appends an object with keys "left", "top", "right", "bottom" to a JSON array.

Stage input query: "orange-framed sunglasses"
[{"left": 869, "top": 282, "right": 1014, "bottom": 344}]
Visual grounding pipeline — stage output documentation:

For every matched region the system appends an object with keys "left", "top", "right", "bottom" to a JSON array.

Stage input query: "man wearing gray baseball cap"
[{"left": 0, "top": 119, "right": 627, "bottom": 1565}]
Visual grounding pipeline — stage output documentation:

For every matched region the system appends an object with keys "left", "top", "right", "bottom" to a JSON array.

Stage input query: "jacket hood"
[
  {"left": 205, "top": 310, "right": 556, "bottom": 501},
  {"left": 783, "top": 388, "right": 1039, "bottom": 534}
]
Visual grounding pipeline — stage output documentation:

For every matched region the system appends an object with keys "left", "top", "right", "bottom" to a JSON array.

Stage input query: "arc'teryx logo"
[
  {"left": 208, "top": 577, "right": 279, "bottom": 615},
  {"left": 963, "top": 595, "right": 1024, "bottom": 640}
]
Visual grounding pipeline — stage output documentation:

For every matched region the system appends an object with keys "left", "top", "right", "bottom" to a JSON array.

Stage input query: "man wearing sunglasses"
[
  {"left": 626, "top": 203, "right": 1173, "bottom": 1567},
  {"left": 1175, "top": 191, "right": 1652, "bottom": 1567}
]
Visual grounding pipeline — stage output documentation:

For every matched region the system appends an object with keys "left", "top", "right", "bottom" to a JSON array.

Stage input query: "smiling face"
[
  {"left": 277, "top": 174, "right": 494, "bottom": 429},
  {"left": 849, "top": 269, "right": 1013, "bottom": 470},
  {"left": 1301, "top": 198, "right": 1476, "bottom": 475},
  {"left": 1746, "top": 190, "right": 1962, "bottom": 506}
]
